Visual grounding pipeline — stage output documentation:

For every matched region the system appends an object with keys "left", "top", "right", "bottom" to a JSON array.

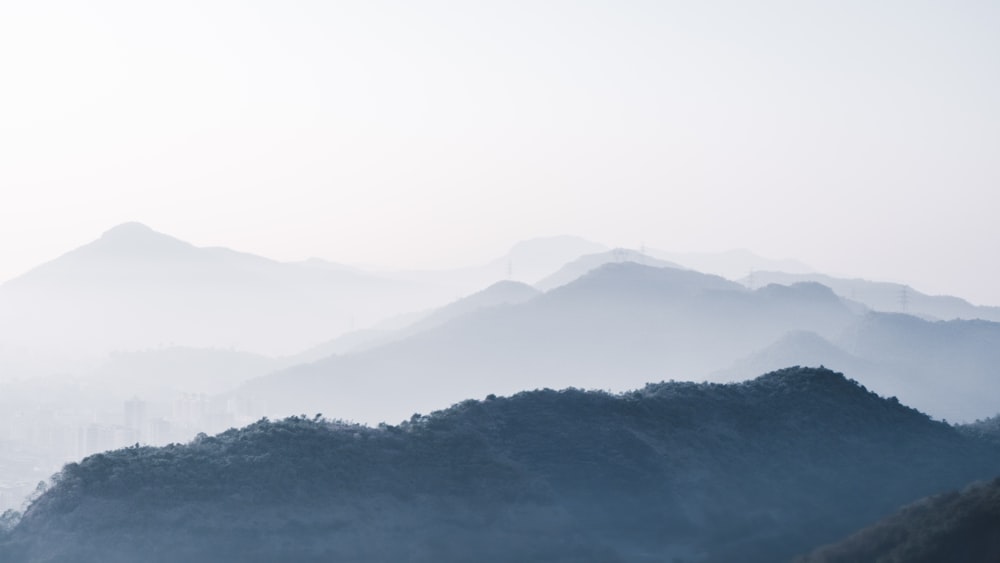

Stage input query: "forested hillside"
[
  {"left": 2, "top": 367, "right": 998, "bottom": 563},
  {"left": 798, "top": 477, "right": 1000, "bottom": 562}
]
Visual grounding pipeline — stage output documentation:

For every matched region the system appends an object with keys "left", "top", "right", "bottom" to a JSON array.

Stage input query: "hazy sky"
[{"left": 2, "top": 1, "right": 998, "bottom": 304}]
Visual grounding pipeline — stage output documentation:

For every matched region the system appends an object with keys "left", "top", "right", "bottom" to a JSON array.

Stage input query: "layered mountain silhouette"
[
  {"left": 3, "top": 368, "right": 998, "bottom": 563},
  {"left": 0, "top": 223, "right": 443, "bottom": 358},
  {"left": 534, "top": 248, "right": 681, "bottom": 291},
  {"left": 743, "top": 270, "right": 1000, "bottom": 322},
  {"left": 381, "top": 235, "right": 608, "bottom": 293},
  {"left": 798, "top": 476, "right": 1000, "bottom": 563},
  {"left": 650, "top": 248, "right": 813, "bottom": 280},
  {"left": 231, "top": 259, "right": 1000, "bottom": 424},
  {"left": 289, "top": 280, "right": 542, "bottom": 361},
  {"left": 713, "top": 311, "right": 1000, "bottom": 422},
  {"left": 235, "top": 263, "right": 862, "bottom": 424},
  {"left": 715, "top": 330, "right": 872, "bottom": 382}
]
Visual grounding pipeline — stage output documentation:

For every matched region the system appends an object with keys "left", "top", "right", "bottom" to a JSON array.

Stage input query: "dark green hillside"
[
  {"left": 797, "top": 477, "right": 1000, "bottom": 563},
  {"left": 2, "top": 367, "right": 998, "bottom": 563}
]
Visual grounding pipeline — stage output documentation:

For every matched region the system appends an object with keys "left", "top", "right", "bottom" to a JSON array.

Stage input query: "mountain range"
[
  {"left": 0, "top": 227, "right": 614, "bottom": 370},
  {"left": 288, "top": 280, "right": 542, "bottom": 361},
  {"left": 4, "top": 223, "right": 1000, "bottom": 515},
  {"left": 0, "top": 223, "right": 437, "bottom": 359},
  {"left": 717, "top": 312, "right": 1000, "bottom": 422},
  {"left": 234, "top": 260, "right": 1000, "bottom": 424},
  {"left": 742, "top": 270, "right": 1000, "bottom": 322},
  {"left": 3, "top": 223, "right": 1000, "bottom": 561},
  {"left": 235, "top": 263, "right": 862, "bottom": 424},
  {"left": 2, "top": 367, "right": 997, "bottom": 563}
]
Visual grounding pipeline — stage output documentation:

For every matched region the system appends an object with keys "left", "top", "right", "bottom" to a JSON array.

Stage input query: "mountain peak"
[
  {"left": 754, "top": 365, "right": 850, "bottom": 387},
  {"left": 561, "top": 261, "right": 741, "bottom": 296},
  {"left": 757, "top": 281, "right": 841, "bottom": 302},
  {"left": 91, "top": 222, "right": 193, "bottom": 257},
  {"left": 101, "top": 221, "right": 156, "bottom": 239},
  {"left": 534, "top": 249, "right": 684, "bottom": 292},
  {"left": 479, "top": 279, "right": 539, "bottom": 295},
  {"left": 749, "top": 366, "right": 901, "bottom": 407}
]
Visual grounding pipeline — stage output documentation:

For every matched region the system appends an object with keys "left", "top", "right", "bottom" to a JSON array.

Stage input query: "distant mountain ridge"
[
  {"left": 743, "top": 270, "right": 1000, "bottom": 322},
  {"left": 650, "top": 247, "right": 813, "bottom": 280},
  {"left": 0, "top": 223, "right": 445, "bottom": 358},
  {"left": 534, "top": 248, "right": 681, "bottom": 291},
  {"left": 3, "top": 367, "right": 998, "bottom": 563},
  {"left": 377, "top": 235, "right": 609, "bottom": 294},
  {"left": 236, "top": 261, "right": 1000, "bottom": 424},
  {"left": 718, "top": 309, "right": 1000, "bottom": 423},
  {"left": 236, "top": 263, "right": 861, "bottom": 424},
  {"left": 0, "top": 229, "right": 612, "bottom": 367},
  {"left": 289, "top": 280, "right": 541, "bottom": 361}
]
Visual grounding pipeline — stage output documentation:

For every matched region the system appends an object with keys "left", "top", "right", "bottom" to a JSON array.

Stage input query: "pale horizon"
[
  {"left": 3, "top": 1, "right": 998, "bottom": 305},
  {"left": 5, "top": 220, "right": 999, "bottom": 308},
  {"left": 4, "top": 4, "right": 1000, "bottom": 560}
]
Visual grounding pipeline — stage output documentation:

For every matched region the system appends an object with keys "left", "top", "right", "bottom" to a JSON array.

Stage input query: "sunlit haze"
[
  {"left": 2, "top": 1, "right": 998, "bottom": 305},
  {"left": 4, "top": 4, "right": 1000, "bottom": 560}
]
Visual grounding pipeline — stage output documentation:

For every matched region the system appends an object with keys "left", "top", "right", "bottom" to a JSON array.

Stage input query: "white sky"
[{"left": 1, "top": 1, "right": 998, "bottom": 304}]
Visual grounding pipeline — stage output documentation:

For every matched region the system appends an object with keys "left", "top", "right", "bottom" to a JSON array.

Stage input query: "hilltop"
[
  {"left": 0, "top": 223, "right": 435, "bottom": 357},
  {"left": 3, "top": 367, "right": 998, "bottom": 563}
]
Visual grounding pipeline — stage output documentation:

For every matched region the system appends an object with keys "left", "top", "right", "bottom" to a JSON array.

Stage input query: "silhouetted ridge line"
[
  {"left": 554, "top": 261, "right": 741, "bottom": 296},
  {"left": 3, "top": 367, "right": 998, "bottom": 563},
  {"left": 0, "top": 222, "right": 442, "bottom": 357},
  {"left": 99, "top": 221, "right": 157, "bottom": 238},
  {"left": 92, "top": 221, "right": 195, "bottom": 254}
]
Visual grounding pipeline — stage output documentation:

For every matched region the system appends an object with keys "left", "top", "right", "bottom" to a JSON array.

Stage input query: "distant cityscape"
[{"left": 0, "top": 394, "right": 264, "bottom": 512}]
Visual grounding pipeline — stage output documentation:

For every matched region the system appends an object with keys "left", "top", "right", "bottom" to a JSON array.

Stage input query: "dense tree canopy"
[
  {"left": 799, "top": 476, "right": 1000, "bottom": 563},
  {"left": 2, "top": 367, "right": 998, "bottom": 563}
]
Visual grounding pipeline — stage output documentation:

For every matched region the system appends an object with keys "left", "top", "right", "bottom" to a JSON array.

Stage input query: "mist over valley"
[
  {"left": 3, "top": 1, "right": 999, "bottom": 559},
  {"left": 2, "top": 224, "right": 1000, "bottom": 562}
]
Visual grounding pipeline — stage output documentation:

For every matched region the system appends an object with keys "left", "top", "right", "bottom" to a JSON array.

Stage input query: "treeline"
[
  {"left": 2, "top": 367, "right": 999, "bottom": 563},
  {"left": 960, "top": 414, "right": 1000, "bottom": 446},
  {"left": 798, "top": 476, "right": 1000, "bottom": 562}
]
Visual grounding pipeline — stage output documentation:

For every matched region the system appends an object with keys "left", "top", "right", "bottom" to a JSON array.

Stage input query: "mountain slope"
[
  {"left": 797, "top": 477, "right": 1000, "bottom": 563},
  {"left": 406, "top": 280, "right": 541, "bottom": 331},
  {"left": 835, "top": 313, "right": 1000, "bottom": 421},
  {"left": 237, "top": 264, "right": 859, "bottom": 424},
  {"left": 3, "top": 368, "right": 998, "bottom": 563},
  {"left": 706, "top": 308, "right": 1000, "bottom": 423},
  {"left": 0, "top": 223, "right": 439, "bottom": 358},
  {"left": 289, "top": 280, "right": 542, "bottom": 361},
  {"left": 713, "top": 330, "right": 873, "bottom": 382},
  {"left": 534, "top": 248, "right": 681, "bottom": 291},
  {"left": 743, "top": 270, "right": 1000, "bottom": 321}
]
